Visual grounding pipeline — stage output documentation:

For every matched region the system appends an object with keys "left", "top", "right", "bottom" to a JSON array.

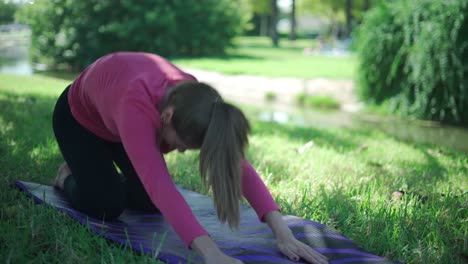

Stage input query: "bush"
[
  {"left": 0, "top": 1, "right": 18, "bottom": 25},
  {"left": 296, "top": 93, "right": 340, "bottom": 110},
  {"left": 16, "top": 0, "right": 250, "bottom": 70},
  {"left": 356, "top": 0, "right": 468, "bottom": 126},
  {"left": 264, "top": 91, "right": 277, "bottom": 102}
]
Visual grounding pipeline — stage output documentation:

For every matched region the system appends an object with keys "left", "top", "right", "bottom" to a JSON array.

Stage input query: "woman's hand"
[
  {"left": 192, "top": 235, "right": 244, "bottom": 264},
  {"left": 264, "top": 211, "right": 328, "bottom": 264},
  {"left": 277, "top": 236, "right": 328, "bottom": 264},
  {"left": 203, "top": 249, "right": 244, "bottom": 264}
]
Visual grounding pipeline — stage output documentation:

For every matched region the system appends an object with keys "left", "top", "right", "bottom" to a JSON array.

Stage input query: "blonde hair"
[{"left": 166, "top": 81, "right": 250, "bottom": 228}]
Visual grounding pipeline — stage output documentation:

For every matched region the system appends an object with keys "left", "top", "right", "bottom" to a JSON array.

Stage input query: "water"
[
  {"left": 257, "top": 107, "right": 468, "bottom": 153},
  {"left": 0, "top": 32, "right": 33, "bottom": 75},
  {"left": 1, "top": 34, "right": 468, "bottom": 153},
  {"left": 0, "top": 55, "right": 33, "bottom": 75}
]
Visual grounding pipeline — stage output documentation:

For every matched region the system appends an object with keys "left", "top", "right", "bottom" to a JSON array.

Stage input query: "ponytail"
[
  {"left": 200, "top": 101, "right": 250, "bottom": 229},
  {"left": 166, "top": 81, "right": 251, "bottom": 228}
]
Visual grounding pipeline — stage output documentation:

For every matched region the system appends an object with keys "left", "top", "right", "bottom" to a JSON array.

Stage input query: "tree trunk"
[
  {"left": 289, "top": 0, "right": 297, "bottom": 40},
  {"left": 345, "top": 0, "right": 353, "bottom": 38},
  {"left": 364, "top": 0, "right": 370, "bottom": 11},
  {"left": 260, "top": 15, "right": 268, "bottom": 36},
  {"left": 270, "top": 0, "right": 279, "bottom": 47}
]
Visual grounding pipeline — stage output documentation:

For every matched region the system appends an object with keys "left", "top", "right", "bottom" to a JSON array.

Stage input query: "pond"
[
  {"left": 1, "top": 35, "right": 468, "bottom": 153},
  {"left": 0, "top": 31, "right": 33, "bottom": 75},
  {"left": 257, "top": 107, "right": 468, "bottom": 153},
  {"left": 0, "top": 47, "right": 33, "bottom": 76}
]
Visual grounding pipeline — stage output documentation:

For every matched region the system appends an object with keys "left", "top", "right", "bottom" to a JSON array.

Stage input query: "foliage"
[
  {"left": 295, "top": 93, "right": 340, "bottom": 110},
  {"left": 248, "top": 0, "right": 271, "bottom": 15},
  {"left": 0, "top": 0, "right": 18, "bottom": 25},
  {"left": 15, "top": 0, "right": 250, "bottom": 70},
  {"left": 264, "top": 91, "right": 277, "bottom": 102},
  {"left": 357, "top": 0, "right": 468, "bottom": 126},
  {"left": 298, "top": 0, "right": 382, "bottom": 23}
]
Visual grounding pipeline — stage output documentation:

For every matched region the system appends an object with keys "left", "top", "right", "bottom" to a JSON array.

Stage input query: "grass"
[
  {"left": 171, "top": 36, "right": 357, "bottom": 79},
  {"left": 0, "top": 73, "right": 467, "bottom": 264}
]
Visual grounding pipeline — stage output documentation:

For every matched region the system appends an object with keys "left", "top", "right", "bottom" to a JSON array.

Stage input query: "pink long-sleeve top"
[{"left": 67, "top": 52, "right": 279, "bottom": 247}]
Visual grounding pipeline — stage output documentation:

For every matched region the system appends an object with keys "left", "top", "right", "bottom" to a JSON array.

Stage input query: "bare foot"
[{"left": 54, "top": 162, "right": 71, "bottom": 190}]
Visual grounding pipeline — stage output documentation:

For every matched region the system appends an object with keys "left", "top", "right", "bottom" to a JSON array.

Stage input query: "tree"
[
  {"left": 289, "top": 0, "right": 297, "bottom": 40},
  {"left": 345, "top": 0, "right": 353, "bottom": 38},
  {"left": 0, "top": 1, "right": 18, "bottom": 24},
  {"left": 299, "top": 0, "right": 382, "bottom": 39},
  {"left": 357, "top": 0, "right": 468, "bottom": 125},
  {"left": 364, "top": 0, "right": 370, "bottom": 11},
  {"left": 270, "top": 0, "right": 279, "bottom": 46},
  {"left": 17, "top": 0, "right": 250, "bottom": 70},
  {"left": 299, "top": 0, "right": 345, "bottom": 38},
  {"left": 249, "top": 0, "right": 271, "bottom": 36}
]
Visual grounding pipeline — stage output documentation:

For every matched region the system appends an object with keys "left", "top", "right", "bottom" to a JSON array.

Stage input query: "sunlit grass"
[
  {"left": 0, "top": 73, "right": 467, "bottom": 264},
  {"left": 172, "top": 36, "right": 357, "bottom": 79}
]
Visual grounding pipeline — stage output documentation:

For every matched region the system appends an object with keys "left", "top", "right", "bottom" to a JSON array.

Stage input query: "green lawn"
[
  {"left": 172, "top": 36, "right": 357, "bottom": 79},
  {"left": 0, "top": 73, "right": 467, "bottom": 263}
]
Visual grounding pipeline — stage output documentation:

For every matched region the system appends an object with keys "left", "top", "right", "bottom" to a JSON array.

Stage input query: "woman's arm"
[
  {"left": 117, "top": 100, "right": 243, "bottom": 263},
  {"left": 241, "top": 160, "right": 328, "bottom": 264},
  {"left": 264, "top": 210, "right": 294, "bottom": 241},
  {"left": 240, "top": 160, "right": 280, "bottom": 220},
  {"left": 117, "top": 100, "right": 208, "bottom": 246}
]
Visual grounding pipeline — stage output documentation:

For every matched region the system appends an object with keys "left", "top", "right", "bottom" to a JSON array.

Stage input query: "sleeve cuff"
[
  {"left": 185, "top": 230, "right": 210, "bottom": 249},
  {"left": 258, "top": 207, "right": 281, "bottom": 222}
]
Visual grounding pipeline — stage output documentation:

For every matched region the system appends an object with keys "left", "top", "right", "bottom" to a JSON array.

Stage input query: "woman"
[{"left": 52, "top": 52, "right": 328, "bottom": 264}]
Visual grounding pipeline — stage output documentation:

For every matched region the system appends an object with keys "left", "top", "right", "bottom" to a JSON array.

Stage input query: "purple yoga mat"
[{"left": 15, "top": 180, "right": 400, "bottom": 264}]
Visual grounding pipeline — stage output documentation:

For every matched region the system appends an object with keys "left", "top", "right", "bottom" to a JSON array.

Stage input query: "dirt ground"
[{"left": 184, "top": 68, "right": 360, "bottom": 112}]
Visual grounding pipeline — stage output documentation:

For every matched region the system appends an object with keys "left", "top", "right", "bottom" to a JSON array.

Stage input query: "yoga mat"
[{"left": 15, "top": 180, "right": 400, "bottom": 264}]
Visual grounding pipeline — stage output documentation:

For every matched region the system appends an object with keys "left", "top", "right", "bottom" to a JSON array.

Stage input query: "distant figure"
[
  {"left": 303, "top": 47, "right": 314, "bottom": 55},
  {"left": 52, "top": 52, "right": 328, "bottom": 264},
  {"left": 304, "top": 37, "right": 325, "bottom": 55}
]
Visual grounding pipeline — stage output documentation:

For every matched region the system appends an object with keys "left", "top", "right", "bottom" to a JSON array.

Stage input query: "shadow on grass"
[
  {"left": 275, "top": 185, "right": 406, "bottom": 262},
  {"left": 367, "top": 132, "right": 455, "bottom": 193},
  {"left": 0, "top": 90, "right": 62, "bottom": 187},
  {"left": 316, "top": 187, "right": 406, "bottom": 263},
  {"left": 281, "top": 182, "right": 465, "bottom": 264},
  {"left": 0, "top": 89, "right": 65, "bottom": 260},
  {"left": 252, "top": 120, "right": 452, "bottom": 192},
  {"left": 253, "top": 120, "right": 371, "bottom": 152}
]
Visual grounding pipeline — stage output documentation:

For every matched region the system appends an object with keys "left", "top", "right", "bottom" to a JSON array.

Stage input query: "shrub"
[
  {"left": 356, "top": 0, "right": 468, "bottom": 126},
  {"left": 16, "top": 0, "right": 250, "bottom": 70},
  {"left": 296, "top": 93, "right": 340, "bottom": 110},
  {"left": 264, "top": 91, "right": 277, "bottom": 102},
  {"left": 0, "top": 1, "right": 18, "bottom": 25}
]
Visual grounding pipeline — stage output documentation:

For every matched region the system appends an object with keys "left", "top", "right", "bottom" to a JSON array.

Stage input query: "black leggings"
[{"left": 52, "top": 86, "right": 159, "bottom": 219}]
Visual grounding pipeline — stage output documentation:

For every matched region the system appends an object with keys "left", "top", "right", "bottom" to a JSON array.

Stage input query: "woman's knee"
[
  {"left": 86, "top": 204, "right": 125, "bottom": 220},
  {"left": 73, "top": 186, "right": 126, "bottom": 220}
]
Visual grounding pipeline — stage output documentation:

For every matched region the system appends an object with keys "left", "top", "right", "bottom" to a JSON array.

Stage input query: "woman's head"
[{"left": 160, "top": 81, "right": 250, "bottom": 228}]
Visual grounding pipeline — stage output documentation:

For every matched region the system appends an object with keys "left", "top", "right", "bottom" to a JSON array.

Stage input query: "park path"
[{"left": 183, "top": 68, "right": 359, "bottom": 112}]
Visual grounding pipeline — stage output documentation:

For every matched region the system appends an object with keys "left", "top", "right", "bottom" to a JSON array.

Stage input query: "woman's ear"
[{"left": 161, "top": 105, "right": 174, "bottom": 125}]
